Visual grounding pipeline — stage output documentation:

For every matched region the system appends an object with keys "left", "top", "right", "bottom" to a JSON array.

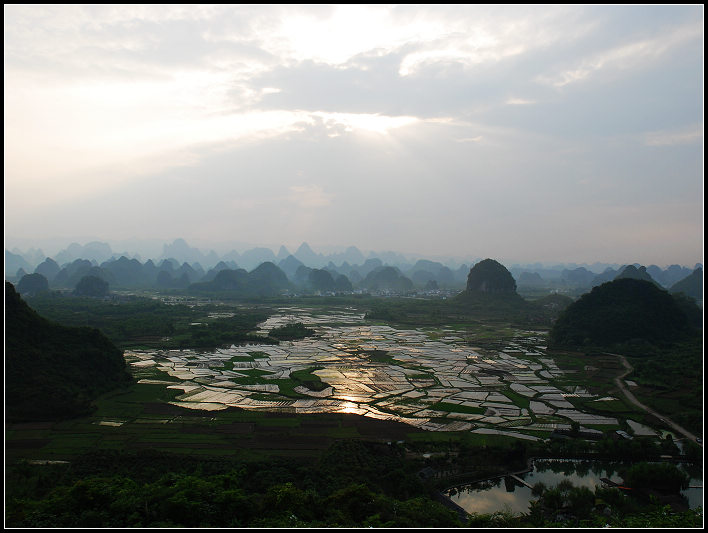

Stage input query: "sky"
[{"left": 4, "top": 4, "right": 704, "bottom": 266}]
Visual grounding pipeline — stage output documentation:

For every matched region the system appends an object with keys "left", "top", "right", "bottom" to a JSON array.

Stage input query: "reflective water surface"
[
  {"left": 447, "top": 459, "right": 702, "bottom": 515},
  {"left": 126, "top": 306, "right": 661, "bottom": 439}
]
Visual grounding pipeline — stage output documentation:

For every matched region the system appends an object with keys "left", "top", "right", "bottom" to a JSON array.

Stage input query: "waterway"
[{"left": 446, "top": 459, "right": 702, "bottom": 516}]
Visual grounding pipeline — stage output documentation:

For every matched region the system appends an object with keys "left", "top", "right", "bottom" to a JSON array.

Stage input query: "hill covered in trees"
[
  {"left": 16, "top": 272, "right": 50, "bottom": 296},
  {"left": 465, "top": 258, "right": 518, "bottom": 293},
  {"left": 5, "top": 282, "right": 132, "bottom": 422},
  {"left": 360, "top": 266, "right": 414, "bottom": 292},
  {"left": 452, "top": 259, "right": 528, "bottom": 313},
  {"left": 548, "top": 278, "right": 699, "bottom": 350},
  {"left": 189, "top": 262, "right": 291, "bottom": 297}
]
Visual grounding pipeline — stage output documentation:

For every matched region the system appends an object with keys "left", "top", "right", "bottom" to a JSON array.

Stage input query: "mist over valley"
[{"left": 4, "top": 4, "right": 703, "bottom": 528}]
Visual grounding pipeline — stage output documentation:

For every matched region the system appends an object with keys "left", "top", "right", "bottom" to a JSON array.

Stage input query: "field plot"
[{"left": 123, "top": 306, "right": 644, "bottom": 441}]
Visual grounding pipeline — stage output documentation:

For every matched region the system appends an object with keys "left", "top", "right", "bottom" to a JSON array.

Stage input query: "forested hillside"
[
  {"left": 5, "top": 282, "right": 132, "bottom": 421},
  {"left": 549, "top": 278, "right": 699, "bottom": 350}
]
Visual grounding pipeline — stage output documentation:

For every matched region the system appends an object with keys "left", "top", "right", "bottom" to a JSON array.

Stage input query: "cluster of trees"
[
  {"left": 613, "top": 334, "right": 703, "bottom": 435},
  {"left": 181, "top": 315, "right": 278, "bottom": 350},
  {"left": 6, "top": 439, "right": 702, "bottom": 528},
  {"left": 22, "top": 291, "right": 276, "bottom": 351},
  {"left": 622, "top": 462, "right": 690, "bottom": 493},
  {"left": 268, "top": 322, "right": 316, "bottom": 341},
  {"left": 6, "top": 442, "right": 463, "bottom": 528}
]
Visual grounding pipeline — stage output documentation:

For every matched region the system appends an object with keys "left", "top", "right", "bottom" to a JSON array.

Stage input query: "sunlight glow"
[
  {"left": 340, "top": 402, "right": 360, "bottom": 414},
  {"left": 312, "top": 112, "right": 419, "bottom": 135}
]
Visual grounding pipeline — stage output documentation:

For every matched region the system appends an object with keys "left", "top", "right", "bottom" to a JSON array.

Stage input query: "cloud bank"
[{"left": 4, "top": 4, "right": 703, "bottom": 266}]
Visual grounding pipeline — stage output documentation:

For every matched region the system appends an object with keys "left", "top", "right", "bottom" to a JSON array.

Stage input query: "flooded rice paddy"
[{"left": 126, "top": 306, "right": 651, "bottom": 440}]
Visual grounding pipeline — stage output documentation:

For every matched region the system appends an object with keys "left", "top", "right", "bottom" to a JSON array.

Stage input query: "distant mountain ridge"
[
  {"left": 669, "top": 267, "right": 703, "bottom": 302},
  {"left": 7, "top": 238, "right": 475, "bottom": 275},
  {"left": 6, "top": 239, "right": 700, "bottom": 296}
]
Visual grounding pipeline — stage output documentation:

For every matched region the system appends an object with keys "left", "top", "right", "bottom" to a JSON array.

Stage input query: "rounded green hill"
[
  {"left": 466, "top": 258, "right": 518, "bottom": 293},
  {"left": 549, "top": 278, "right": 697, "bottom": 349}
]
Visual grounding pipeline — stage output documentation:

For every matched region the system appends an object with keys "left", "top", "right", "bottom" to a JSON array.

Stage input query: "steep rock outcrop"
[{"left": 466, "top": 259, "right": 517, "bottom": 294}]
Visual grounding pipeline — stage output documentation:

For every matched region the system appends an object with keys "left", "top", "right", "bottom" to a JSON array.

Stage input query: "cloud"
[
  {"left": 505, "top": 98, "right": 536, "bottom": 106},
  {"left": 289, "top": 185, "right": 333, "bottom": 208},
  {"left": 3, "top": 5, "right": 703, "bottom": 266},
  {"left": 537, "top": 20, "right": 702, "bottom": 88},
  {"left": 644, "top": 124, "right": 702, "bottom": 146}
]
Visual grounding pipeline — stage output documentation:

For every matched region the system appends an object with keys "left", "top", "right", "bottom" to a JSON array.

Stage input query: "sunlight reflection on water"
[{"left": 129, "top": 307, "right": 641, "bottom": 436}]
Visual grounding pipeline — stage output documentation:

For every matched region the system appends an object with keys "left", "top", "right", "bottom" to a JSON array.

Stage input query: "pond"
[{"left": 446, "top": 459, "right": 702, "bottom": 516}]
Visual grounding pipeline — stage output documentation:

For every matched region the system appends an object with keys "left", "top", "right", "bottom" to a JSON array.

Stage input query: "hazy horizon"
[
  {"left": 4, "top": 5, "right": 704, "bottom": 267},
  {"left": 5, "top": 235, "right": 703, "bottom": 273}
]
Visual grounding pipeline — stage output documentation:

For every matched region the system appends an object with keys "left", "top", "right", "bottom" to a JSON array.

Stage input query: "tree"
[{"left": 622, "top": 462, "right": 689, "bottom": 493}]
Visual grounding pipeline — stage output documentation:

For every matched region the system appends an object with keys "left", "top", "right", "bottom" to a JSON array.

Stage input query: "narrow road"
[{"left": 607, "top": 352, "right": 702, "bottom": 446}]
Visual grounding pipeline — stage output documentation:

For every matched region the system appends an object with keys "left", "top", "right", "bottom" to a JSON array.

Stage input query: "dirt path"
[{"left": 608, "top": 352, "right": 701, "bottom": 446}]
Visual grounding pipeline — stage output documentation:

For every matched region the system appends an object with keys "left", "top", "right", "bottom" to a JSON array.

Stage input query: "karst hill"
[
  {"left": 465, "top": 258, "right": 518, "bottom": 293},
  {"left": 450, "top": 259, "right": 534, "bottom": 321},
  {"left": 549, "top": 277, "right": 700, "bottom": 351},
  {"left": 455, "top": 258, "right": 526, "bottom": 304}
]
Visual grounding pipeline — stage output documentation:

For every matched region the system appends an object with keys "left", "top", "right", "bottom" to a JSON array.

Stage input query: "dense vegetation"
[
  {"left": 622, "top": 462, "right": 690, "bottom": 493},
  {"left": 549, "top": 278, "right": 699, "bottom": 350},
  {"left": 21, "top": 292, "right": 273, "bottom": 351},
  {"left": 365, "top": 290, "right": 559, "bottom": 328},
  {"left": 5, "top": 442, "right": 463, "bottom": 528},
  {"left": 182, "top": 315, "right": 278, "bottom": 350},
  {"left": 5, "top": 434, "right": 702, "bottom": 528},
  {"left": 626, "top": 336, "right": 703, "bottom": 435},
  {"left": 5, "top": 282, "right": 132, "bottom": 422}
]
